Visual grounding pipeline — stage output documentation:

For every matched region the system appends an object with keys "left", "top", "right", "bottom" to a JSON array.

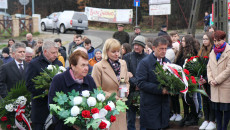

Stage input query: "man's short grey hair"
[
  {"left": 73, "top": 47, "right": 88, "bottom": 54},
  {"left": 11, "top": 42, "right": 26, "bottom": 52},
  {"left": 153, "top": 36, "right": 168, "bottom": 47},
  {"left": 26, "top": 47, "right": 34, "bottom": 54},
  {"left": 42, "top": 41, "right": 59, "bottom": 52}
]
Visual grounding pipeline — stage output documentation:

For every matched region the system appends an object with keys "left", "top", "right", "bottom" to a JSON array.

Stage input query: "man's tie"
[{"left": 19, "top": 64, "right": 24, "bottom": 74}]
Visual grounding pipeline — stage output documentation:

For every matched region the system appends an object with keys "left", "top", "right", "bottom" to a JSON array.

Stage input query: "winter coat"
[
  {"left": 68, "top": 41, "right": 76, "bottom": 55},
  {"left": 25, "top": 54, "right": 62, "bottom": 123},
  {"left": 89, "top": 57, "right": 100, "bottom": 67},
  {"left": 123, "top": 51, "right": 147, "bottom": 93},
  {"left": 136, "top": 53, "right": 170, "bottom": 129},
  {"left": 2, "top": 56, "right": 13, "bottom": 64},
  {"left": 48, "top": 68, "right": 97, "bottom": 129},
  {"left": 92, "top": 59, "right": 129, "bottom": 130},
  {"left": 158, "top": 30, "right": 168, "bottom": 36},
  {"left": 207, "top": 44, "right": 230, "bottom": 103},
  {"left": 113, "top": 31, "right": 130, "bottom": 44},
  {"left": 87, "top": 47, "right": 95, "bottom": 60},
  {"left": 129, "top": 33, "right": 140, "bottom": 45},
  {"left": 59, "top": 46, "right": 67, "bottom": 61}
]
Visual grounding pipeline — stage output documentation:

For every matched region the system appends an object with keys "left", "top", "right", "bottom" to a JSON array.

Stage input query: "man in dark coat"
[
  {"left": 0, "top": 43, "right": 27, "bottom": 98},
  {"left": 70, "top": 35, "right": 84, "bottom": 55},
  {"left": 129, "top": 26, "right": 141, "bottom": 45},
  {"left": 26, "top": 41, "right": 62, "bottom": 130},
  {"left": 158, "top": 25, "right": 168, "bottom": 36},
  {"left": 113, "top": 24, "right": 130, "bottom": 44},
  {"left": 136, "top": 36, "right": 170, "bottom": 130},
  {"left": 124, "top": 35, "right": 147, "bottom": 130}
]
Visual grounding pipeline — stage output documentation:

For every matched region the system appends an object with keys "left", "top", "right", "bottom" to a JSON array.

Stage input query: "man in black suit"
[
  {"left": 0, "top": 43, "right": 27, "bottom": 98},
  {"left": 26, "top": 41, "right": 62, "bottom": 130}
]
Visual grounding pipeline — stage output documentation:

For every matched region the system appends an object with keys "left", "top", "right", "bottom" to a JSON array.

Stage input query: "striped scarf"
[{"left": 213, "top": 42, "right": 226, "bottom": 61}]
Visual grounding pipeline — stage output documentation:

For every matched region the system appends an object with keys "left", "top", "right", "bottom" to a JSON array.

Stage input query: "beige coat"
[
  {"left": 207, "top": 44, "right": 230, "bottom": 103},
  {"left": 92, "top": 59, "right": 129, "bottom": 130}
]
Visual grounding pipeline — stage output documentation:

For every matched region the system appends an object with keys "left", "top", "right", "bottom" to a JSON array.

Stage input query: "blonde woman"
[{"left": 92, "top": 38, "right": 129, "bottom": 130}]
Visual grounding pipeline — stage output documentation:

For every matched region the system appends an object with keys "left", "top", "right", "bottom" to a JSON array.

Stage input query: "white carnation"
[
  {"left": 71, "top": 106, "right": 80, "bottom": 116},
  {"left": 102, "top": 119, "right": 111, "bottom": 128},
  {"left": 59, "top": 66, "right": 66, "bottom": 72},
  {"left": 97, "top": 94, "right": 105, "bottom": 102},
  {"left": 17, "top": 96, "right": 27, "bottom": 106},
  {"left": 193, "top": 58, "right": 197, "bottom": 62},
  {"left": 107, "top": 101, "right": 115, "bottom": 110},
  {"left": 82, "top": 90, "right": 90, "bottom": 97},
  {"left": 87, "top": 97, "right": 97, "bottom": 107},
  {"left": 47, "top": 65, "right": 55, "bottom": 71},
  {"left": 73, "top": 96, "right": 83, "bottom": 105},
  {"left": 5, "top": 104, "right": 14, "bottom": 112}
]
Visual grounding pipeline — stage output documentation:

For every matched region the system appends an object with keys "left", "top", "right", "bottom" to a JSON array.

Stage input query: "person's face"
[
  {"left": 2, "top": 53, "right": 9, "bottom": 58},
  {"left": 203, "top": 35, "right": 211, "bottom": 47},
  {"left": 134, "top": 28, "right": 141, "bottom": 34},
  {"left": 107, "top": 48, "right": 120, "bottom": 61},
  {"left": 134, "top": 44, "right": 144, "bottom": 54},
  {"left": 182, "top": 37, "right": 186, "bottom": 47},
  {"left": 176, "top": 34, "right": 180, "bottom": 41},
  {"left": 162, "top": 27, "right": 167, "bottom": 31},
  {"left": 209, "top": 28, "right": 214, "bottom": 33},
  {"left": 84, "top": 43, "right": 91, "bottom": 51},
  {"left": 118, "top": 26, "right": 124, "bottom": 31},
  {"left": 8, "top": 41, "right": 14, "bottom": 47},
  {"left": 214, "top": 38, "right": 225, "bottom": 48},
  {"left": 95, "top": 51, "right": 102, "bottom": 60},
  {"left": 25, "top": 53, "right": 33, "bottom": 63},
  {"left": 26, "top": 34, "right": 32, "bottom": 41},
  {"left": 121, "top": 45, "right": 126, "bottom": 55},
  {"left": 205, "top": 12, "right": 209, "bottom": 16},
  {"left": 43, "top": 47, "right": 58, "bottom": 62},
  {"left": 75, "top": 37, "right": 83, "bottom": 45},
  {"left": 37, "top": 41, "right": 43, "bottom": 47},
  {"left": 152, "top": 43, "right": 167, "bottom": 59},
  {"left": 12, "top": 47, "right": 25, "bottom": 62},
  {"left": 171, "top": 35, "right": 178, "bottom": 43},
  {"left": 71, "top": 57, "right": 89, "bottom": 79},
  {"left": 55, "top": 42, "right": 62, "bottom": 47},
  {"left": 144, "top": 45, "right": 152, "bottom": 54}
]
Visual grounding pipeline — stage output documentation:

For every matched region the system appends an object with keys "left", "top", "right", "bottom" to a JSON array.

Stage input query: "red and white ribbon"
[{"left": 15, "top": 105, "right": 32, "bottom": 130}]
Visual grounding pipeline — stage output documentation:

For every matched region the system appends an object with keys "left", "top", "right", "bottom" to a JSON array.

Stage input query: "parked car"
[
  {"left": 40, "top": 12, "right": 62, "bottom": 31},
  {"left": 40, "top": 11, "right": 88, "bottom": 34}
]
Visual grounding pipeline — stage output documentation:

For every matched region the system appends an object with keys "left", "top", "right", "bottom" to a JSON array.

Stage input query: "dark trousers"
[
  {"left": 202, "top": 86, "right": 215, "bottom": 121},
  {"left": 33, "top": 123, "right": 44, "bottom": 130},
  {"left": 215, "top": 110, "right": 230, "bottom": 130},
  {"left": 127, "top": 104, "right": 146, "bottom": 130},
  {"left": 182, "top": 94, "right": 198, "bottom": 118},
  {"left": 170, "top": 94, "right": 180, "bottom": 114}
]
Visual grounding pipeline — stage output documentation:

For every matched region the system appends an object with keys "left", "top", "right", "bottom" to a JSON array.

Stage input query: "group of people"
[{"left": 0, "top": 22, "right": 230, "bottom": 130}]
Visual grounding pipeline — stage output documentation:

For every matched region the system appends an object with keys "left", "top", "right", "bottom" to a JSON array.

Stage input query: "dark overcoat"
[
  {"left": 25, "top": 54, "right": 62, "bottom": 124},
  {"left": 136, "top": 53, "right": 170, "bottom": 129}
]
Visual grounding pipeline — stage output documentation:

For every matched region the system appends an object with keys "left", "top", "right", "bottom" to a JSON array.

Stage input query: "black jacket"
[
  {"left": 113, "top": 31, "right": 130, "bottom": 44},
  {"left": 158, "top": 30, "right": 168, "bottom": 36},
  {"left": 59, "top": 46, "right": 67, "bottom": 61},
  {"left": 123, "top": 51, "right": 147, "bottom": 93},
  {"left": 136, "top": 53, "right": 170, "bottom": 129},
  {"left": 25, "top": 54, "right": 62, "bottom": 123},
  {"left": 0, "top": 60, "right": 28, "bottom": 97}
]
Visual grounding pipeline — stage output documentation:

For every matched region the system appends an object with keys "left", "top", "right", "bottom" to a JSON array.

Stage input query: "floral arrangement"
[
  {"left": 32, "top": 65, "right": 66, "bottom": 99},
  {"left": 155, "top": 62, "right": 207, "bottom": 96},
  {"left": 183, "top": 56, "right": 209, "bottom": 77},
  {"left": 49, "top": 88, "right": 128, "bottom": 129},
  {"left": 0, "top": 81, "right": 32, "bottom": 130}
]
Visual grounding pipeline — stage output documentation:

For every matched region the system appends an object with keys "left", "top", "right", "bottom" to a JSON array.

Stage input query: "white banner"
[
  {"left": 149, "top": 4, "right": 171, "bottom": 15},
  {"left": 85, "top": 7, "right": 133, "bottom": 24},
  {"left": 149, "top": 0, "right": 170, "bottom": 5},
  {"left": 0, "top": 0, "right": 8, "bottom": 9}
]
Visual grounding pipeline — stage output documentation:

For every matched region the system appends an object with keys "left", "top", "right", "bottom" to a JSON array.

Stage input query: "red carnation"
[
  {"left": 195, "top": 56, "right": 199, "bottom": 58},
  {"left": 81, "top": 110, "right": 91, "bottom": 118},
  {"left": 183, "top": 69, "right": 190, "bottom": 75},
  {"left": 16, "top": 115, "right": 23, "bottom": 122},
  {"left": 110, "top": 115, "right": 116, "bottom": 122},
  {"left": 204, "top": 56, "right": 208, "bottom": 59},
  {"left": 190, "top": 76, "right": 195, "bottom": 80},
  {"left": 190, "top": 57, "right": 194, "bottom": 60},
  {"left": 91, "top": 108, "right": 99, "bottom": 114},
  {"left": 104, "top": 105, "right": 112, "bottom": 111},
  {"left": 186, "top": 76, "right": 189, "bottom": 81},
  {"left": 192, "top": 79, "right": 197, "bottom": 84},
  {"left": 99, "top": 121, "right": 107, "bottom": 129},
  {"left": 1, "top": 116, "right": 7, "bottom": 122},
  {"left": 6, "top": 124, "right": 11, "bottom": 129}
]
